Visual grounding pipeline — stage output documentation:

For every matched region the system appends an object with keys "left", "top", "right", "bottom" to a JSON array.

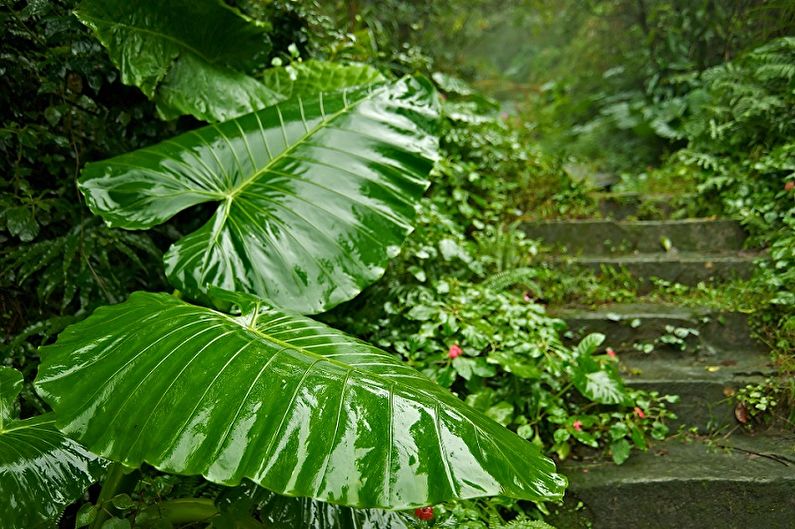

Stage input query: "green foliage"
[
  {"left": 0, "top": 367, "right": 105, "bottom": 529},
  {"left": 2, "top": 1, "right": 688, "bottom": 527},
  {"left": 514, "top": 1, "right": 795, "bottom": 172},
  {"left": 78, "top": 76, "right": 439, "bottom": 314},
  {"left": 75, "top": 0, "right": 281, "bottom": 121},
  {"left": 323, "top": 87, "right": 677, "bottom": 491},
  {"left": 261, "top": 59, "right": 386, "bottom": 99},
  {"left": 0, "top": 0, "right": 178, "bottom": 373},
  {"left": 37, "top": 290, "right": 565, "bottom": 508}
]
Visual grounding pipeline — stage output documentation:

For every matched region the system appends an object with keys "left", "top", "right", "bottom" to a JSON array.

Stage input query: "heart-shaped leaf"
[
  {"left": 0, "top": 367, "right": 105, "bottom": 529},
  {"left": 75, "top": 0, "right": 280, "bottom": 121},
  {"left": 35, "top": 292, "right": 566, "bottom": 509},
  {"left": 78, "top": 77, "right": 438, "bottom": 314}
]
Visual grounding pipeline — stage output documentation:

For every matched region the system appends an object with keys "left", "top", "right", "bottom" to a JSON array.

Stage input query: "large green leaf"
[
  {"left": 0, "top": 367, "right": 105, "bottom": 529},
  {"left": 75, "top": 0, "right": 280, "bottom": 121},
  {"left": 78, "top": 77, "right": 438, "bottom": 314},
  {"left": 261, "top": 61, "right": 387, "bottom": 100},
  {"left": 35, "top": 292, "right": 566, "bottom": 509}
]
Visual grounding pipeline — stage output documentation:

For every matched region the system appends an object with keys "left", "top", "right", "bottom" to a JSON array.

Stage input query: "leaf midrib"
[
  {"left": 206, "top": 300, "right": 428, "bottom": 391},
  {"left": 224, "top": 85, "right": 385, "bottom": 200}
]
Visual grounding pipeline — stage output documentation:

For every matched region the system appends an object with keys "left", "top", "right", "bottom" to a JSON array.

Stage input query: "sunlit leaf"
[
  {"left": 35, "top": 291, "right": 566, "bottom": 510},
  {"left": 78, "top": 77, "right": 439, "bottom": 314}
]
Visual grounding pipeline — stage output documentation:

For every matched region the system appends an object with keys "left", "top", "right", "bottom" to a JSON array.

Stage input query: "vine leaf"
[
  {"left": 78, "top": 77, "right": 439, "bottom": 314},
  {"left": 35, "top": 291, "right": 566, "bottom": 510},
  {"left": 75, "top": 0, "right": 280, "bottom": 122},
  {"left": 0, "top": 367, "right": 105, "bottom": 529}
]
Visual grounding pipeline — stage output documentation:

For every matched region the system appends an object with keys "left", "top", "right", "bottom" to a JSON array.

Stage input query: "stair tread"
[
  {"left": 555, "top": 251, "right": 760, "bottom": 263},
  {"left": 564, "top": 433, "right": 795, "bottom": 485},
  {"left": 622, "top": 354, "right": 774, "bottom": 382}
]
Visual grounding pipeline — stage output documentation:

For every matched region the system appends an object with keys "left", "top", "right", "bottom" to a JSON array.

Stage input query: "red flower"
[
  {"left": 786, "top": 181, "right": 795, "bottom": 192},
  {"left": 606, "top": 347, "right": 617, "bottom": 359},
  {"left": 415, "top": 506, "right": 434, "bottom": 521},
  {"left": 572, "top": 420, "right": 583, "bottom": 431},
  {"left": 634, "top": 407, "right": 646, "bottom": 419},
  {"left": 448, "top": 344, "right": 463, "bottom": 359}
]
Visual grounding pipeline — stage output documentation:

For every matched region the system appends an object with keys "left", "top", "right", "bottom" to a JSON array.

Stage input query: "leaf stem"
[
  {"left": 137, "top": 498, "right": 264, "bottom": 528},
  {"left": 89, "top": 462, "right": 140, "bottom": 529}
]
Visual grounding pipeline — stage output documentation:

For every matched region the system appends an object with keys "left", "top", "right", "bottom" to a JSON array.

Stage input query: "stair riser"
[
  {"left": 571, "top": 259, "right": 755, "bottom": 289},
  {"left": 563, "top": 313, "right": 765, "bottom": 356},
  {"left": 553, "top": 481, "right": 795, "bottom": 529},
  {"left": 626, "top": 379, "right": 765, "bottom": 431},
  {"left": 596, "top": 193, "right": 678, "bottom": 220},
  {"left": 523, "top": 220, "right": 748, "bottom": 254}
]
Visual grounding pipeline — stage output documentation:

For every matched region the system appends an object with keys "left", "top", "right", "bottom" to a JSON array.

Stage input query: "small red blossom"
[
  {"left": 572, "top": 420, "right": 583, "bottom": 431},
  {"left": 634, "top": 407, "right": 646, "bottom": 419},
  {"left": 606, "top": 347, "right": 617, "bottom": 359},
  {"left": 786, "top": 181, "right": 795, "bottom": 192},
  {"left": 448, "top": 344, "right": 463, "bottom": 359},
  {"left": 415, "top": 506, "right": 434, "bottom": 521}
]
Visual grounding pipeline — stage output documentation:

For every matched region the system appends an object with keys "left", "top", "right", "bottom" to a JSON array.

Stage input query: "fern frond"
[{"left": 483, "top": 267, "right": 539, "bottom": 291}]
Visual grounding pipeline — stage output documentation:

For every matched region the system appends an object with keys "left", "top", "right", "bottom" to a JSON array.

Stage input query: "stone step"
[
  {"left": 557, "top": 303, "right": 766, "bottom": 355},
  {"left": 552, "top": 252, "right": 759, "bottom": 288},
  {"left": 551, "top": 433, "right": 795, "bottom": 529},
  {"left": 622, "top": 355, "right": 773, "bottom": 430},
  {"left": 523, "top": 219, "right": 748, "bottom": 254},
  {"left": 594, "top": 192, "right": 682, "bottom": 220}
]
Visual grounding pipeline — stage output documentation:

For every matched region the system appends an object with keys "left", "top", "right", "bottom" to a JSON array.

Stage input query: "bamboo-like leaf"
[
  {"left": 75, "top": 0, "right": 280, "bottom": 121},
  {"left": 0, "top": 368, "right": 105, "bottom": 529},
  {"left": 35, "top": 292, "right": 566, "bottom": 510},
  {"left": 78, "top": 77, "right": 439, "bottom": 314}
]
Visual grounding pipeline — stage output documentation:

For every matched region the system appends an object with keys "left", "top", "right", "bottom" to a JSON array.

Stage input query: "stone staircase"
[{"left": 523, "top": 193, "right": 795, "bottom": 529}]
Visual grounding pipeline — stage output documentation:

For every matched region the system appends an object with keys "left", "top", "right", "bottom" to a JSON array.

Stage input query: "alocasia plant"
[
  {"left": 78, "top": 77, "right": 437, "bottom": 314},
  {"left": 0, "top": 2, "right": 569, "bottom": 526}
]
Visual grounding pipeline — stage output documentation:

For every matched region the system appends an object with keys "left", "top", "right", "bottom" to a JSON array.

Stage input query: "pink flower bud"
[{"left": 448, "top": 344, "right": 463, "bottom": 359}]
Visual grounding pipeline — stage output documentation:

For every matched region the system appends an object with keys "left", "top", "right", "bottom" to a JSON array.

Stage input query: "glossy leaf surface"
[
  {"left": 216, "top": 482, "right": 420, "bottom": 529},
  {"left": 76, "top": 0, "right": 280, "bottom": 121},
  {"left": 36, "top": 292, "right": 566, "bottom": 509},
  {"left": 78, "top": 77, "right": 438, "bottom": 314},
  {"left": 0, "top": 367, "right": 105, "bottom": 529},
  {"left": 262, "top": 61, "right": 386, "bottom": 100}
]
